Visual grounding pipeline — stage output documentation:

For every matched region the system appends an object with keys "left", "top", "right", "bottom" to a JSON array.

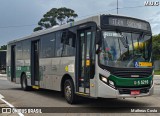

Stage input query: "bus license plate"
[{"left": 131, "top": 90, "right": 140, "bottom": 95}]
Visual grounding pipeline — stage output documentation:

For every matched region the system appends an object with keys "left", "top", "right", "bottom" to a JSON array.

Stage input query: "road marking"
[
  {"left": 0, "top": 94, "right": 24, "bottom": 116},
  {"left": 0, "top": 94, "right": 4, "bottom": 99}
]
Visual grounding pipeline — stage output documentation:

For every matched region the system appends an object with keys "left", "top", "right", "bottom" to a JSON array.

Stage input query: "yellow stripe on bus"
[
  {"left": 32, "top": 86, "right": 39, "bottom": 89},
  {"left": 139, "top": 62, "right": 152, "bottom": 67},
  {"left": 76, "top": 92, "right": 89, "bottom": 96}
]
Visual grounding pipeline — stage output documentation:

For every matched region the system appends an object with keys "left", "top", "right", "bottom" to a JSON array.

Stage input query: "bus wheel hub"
[{"left": 65, "top": 86, "right": 71, "bottom": 99}]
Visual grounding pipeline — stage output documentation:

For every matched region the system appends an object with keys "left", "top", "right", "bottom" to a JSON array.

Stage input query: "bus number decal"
[
  {"left": 16, "top": 66, "right": 21, "bottom": 71},
  {"left": 134, "top": 80, "right": 149, "bottom": 85}
]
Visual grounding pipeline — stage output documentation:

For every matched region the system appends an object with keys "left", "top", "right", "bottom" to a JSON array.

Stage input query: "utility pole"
[{"left": 117, "top": 0, "right": 118, "bottom": 14}]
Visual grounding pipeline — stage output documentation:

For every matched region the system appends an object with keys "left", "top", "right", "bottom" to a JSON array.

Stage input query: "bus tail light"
[{"left": 79, "top": 77, "right": 84, "bottom": 81}]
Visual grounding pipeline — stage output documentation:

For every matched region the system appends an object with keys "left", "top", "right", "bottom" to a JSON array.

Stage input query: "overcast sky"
[{"left": 0, "top": 0, "right": 160, "bottom": 46}]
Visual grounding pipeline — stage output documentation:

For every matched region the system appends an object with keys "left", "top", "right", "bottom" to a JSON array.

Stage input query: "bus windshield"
[{"left": 99, "top": 31, "right": 152, "bottom": 68}]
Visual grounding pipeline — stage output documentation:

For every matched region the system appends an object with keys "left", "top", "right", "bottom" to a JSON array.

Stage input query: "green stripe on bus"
[
  {"left": 16, "top": 66, "right": 31, "bottom": 78},
  {"left": 108, "top": 75, "right": 153, "bottom": 87}
]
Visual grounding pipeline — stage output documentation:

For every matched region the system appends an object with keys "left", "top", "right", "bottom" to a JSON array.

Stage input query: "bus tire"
[
  {"left": 64, "top": 79, "right": 77, "bottom": 104},
  {"left": 21, "top": 74, "right": 31, "bottom": 91}
]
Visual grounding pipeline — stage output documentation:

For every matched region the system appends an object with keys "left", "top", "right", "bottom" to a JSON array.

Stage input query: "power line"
[
  {"left": 77, "top": 8, "right": 116, "bottom": 20},
  {"left": 0, "top": 24, "right": 37, "bottom": 29},
  {"left": 77, "top": 5, "right": 147, "bottom": 20},
  {"left": 117, "top": 0, "right": 118, "bottom": 14},
  {"left": 118, "top": 5, "right": 146, "bottom": 9},
  {"left": 0, "top": 5, "right": 152, "bottom": 29}
]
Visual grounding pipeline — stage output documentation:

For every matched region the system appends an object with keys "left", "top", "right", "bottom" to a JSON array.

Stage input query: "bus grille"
[{"left": 111, "top": 68, "right": 152, "bottom": 78}]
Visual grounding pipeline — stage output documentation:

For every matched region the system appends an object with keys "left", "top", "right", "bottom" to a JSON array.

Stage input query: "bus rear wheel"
[
  {"left": 21, "top": 74, "right": 31, "bottom": 91},
  {"left": 64, "top": 79, "right": 77, "bottom": 104}
]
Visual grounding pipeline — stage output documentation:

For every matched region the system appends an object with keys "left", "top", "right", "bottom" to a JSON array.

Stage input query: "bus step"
[
  {"left": 32, "top": 85, "right": 40, "bottom": 89},
  {"left": 79, "top": 87, "right": 90, "bottom": 93},
  {"left": 76, "top": 92, "right": 89, "bottom": 96}
]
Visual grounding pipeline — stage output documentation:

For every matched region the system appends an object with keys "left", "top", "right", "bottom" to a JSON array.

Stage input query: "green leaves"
[
  {"left": 0, "top": 45, "right": 7, "bottom": 50},
  {"left": 33, "top": 7, "right": 78, "bottom": 32},
  {"left": 152, "top": 34, "right": 160, "bottom": 60},
  {"left": 33, "top": 26, "right": 43, "bottom": 32}
]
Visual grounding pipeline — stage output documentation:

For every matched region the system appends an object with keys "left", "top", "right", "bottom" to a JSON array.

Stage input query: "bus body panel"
[
  {"left": 39, "top": 57, "right": 75, "bottom": 91},
  {"left": 6, "top": 14, "right": 154, "bottom": 100}
]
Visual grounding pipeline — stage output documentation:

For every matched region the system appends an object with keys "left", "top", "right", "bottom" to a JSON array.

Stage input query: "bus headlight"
[
  {"left": 102, "top": 76, "right": 108, "bottom": 83},
  {"left": 109, "top": 80, "right": 115, "bottom": 88},
  {"left": 100, "top": 75, "right": 116, "bottom": 89},
  {"left": 109, "top": 80, "right": 114, "bottom": 86},
  {"left": 100, "top": 75, "right": 108, "bottom": 83}
]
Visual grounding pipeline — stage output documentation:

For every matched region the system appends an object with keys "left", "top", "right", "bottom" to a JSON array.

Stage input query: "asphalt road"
[{"left": 0, "top": 75, "right": 160, "bottom": 116}]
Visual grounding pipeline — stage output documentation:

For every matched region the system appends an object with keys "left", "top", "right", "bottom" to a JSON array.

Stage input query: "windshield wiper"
[{"left": 117, "top": 31, "right": 129, "bottom": 48}]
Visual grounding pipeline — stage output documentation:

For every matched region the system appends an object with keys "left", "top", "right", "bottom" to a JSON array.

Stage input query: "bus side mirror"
[
  {"left": 96, "top": 30, "right": 101, "bottom": 44},
  {"left": 95, "top": 30, "right": 101, "bottom": 54},
  {"left": 96, "top": 45, "right": 101, "bottom": 54}
]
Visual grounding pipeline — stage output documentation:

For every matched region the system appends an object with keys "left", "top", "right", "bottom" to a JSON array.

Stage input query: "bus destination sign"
[{"left": 108, "top": 17, "right": 149, "bottom": 31}]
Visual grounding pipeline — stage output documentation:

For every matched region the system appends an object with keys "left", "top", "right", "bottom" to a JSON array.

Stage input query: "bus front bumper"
[
  {"left": 98, "top": 80, "right": 154, "bottom": 98},
  {"left": 116, "top": 84, "right": 154, "bottom": 98}
]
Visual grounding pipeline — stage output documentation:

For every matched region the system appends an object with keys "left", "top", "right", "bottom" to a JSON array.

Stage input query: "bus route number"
[{"left": 134, "top": 80, "right": 149, "bottom": 85}]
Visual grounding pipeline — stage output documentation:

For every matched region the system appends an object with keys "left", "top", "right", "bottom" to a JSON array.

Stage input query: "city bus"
[
  {"left": 7, "top": 14, "right": 154, "bottom": 104},
  {"left": 0, "top": 50, "right": 6, "bottom": 73}
]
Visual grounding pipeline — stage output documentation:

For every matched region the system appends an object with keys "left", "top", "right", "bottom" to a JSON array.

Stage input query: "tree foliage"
[
  {"left": 0, "top": 45, "right": 7, "bottom": 50},
  {"left": 33, "top": 7, "right": 78, "bottom": 32},
  {"left": 152, "top": 34, "right": 160, "bottom": 60}
]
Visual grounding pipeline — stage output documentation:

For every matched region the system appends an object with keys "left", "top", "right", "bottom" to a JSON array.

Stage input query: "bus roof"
[
  {"left": 8, "top": 15, "right": 100, "bottom": 44},
  {"left": 8, "top": 14, "right": 150, "bottom": 44}
]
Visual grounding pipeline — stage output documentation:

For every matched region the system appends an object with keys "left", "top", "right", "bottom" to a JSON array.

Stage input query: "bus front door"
[
  {"left": 77, "top": 29, "right": 93, "bottom": 95},
  {"left": 31, "top": 40, "right": 40, "bottom": 86},
  {"left": 11, "top": 45, "right": 16, "bottom": 82}
]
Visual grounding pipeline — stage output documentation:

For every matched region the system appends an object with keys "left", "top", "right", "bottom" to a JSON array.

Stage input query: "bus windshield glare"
[{"left": 100, "top": 31, "right": 152, "bottom": 68}]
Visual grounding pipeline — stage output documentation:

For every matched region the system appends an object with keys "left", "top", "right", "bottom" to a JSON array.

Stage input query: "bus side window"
[
  {"left": 61, "top": 30, "right": 76, "bottom": 56},
  {"left": 22, "top": 40, "right": 30, "bottom": 60},
  {"left": 56, "top": 31, "right": 63, "bottom": 57},
  {"left": 40, "top": 33, "right": 56, "bottom": 58},
  {"left": 16, "top": 42, "right": 22, "bottom": 60}
]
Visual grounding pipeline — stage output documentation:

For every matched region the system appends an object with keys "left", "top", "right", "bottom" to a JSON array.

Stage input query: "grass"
[{"left": 154, "top": 70, "right": 160, "bottom": 75}]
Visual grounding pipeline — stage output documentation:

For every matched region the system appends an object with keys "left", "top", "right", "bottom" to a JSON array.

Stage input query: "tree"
[
  {"left": 33, "top": 26, "right": 43, "bottom": 32},
  {"left": 33, "top": 7, "right": 78, "bottom": 32},
  {"left": 0, "top": 45, "right": 7, "bottom": 50},
  {"left": 152, "top": 34, "right": 160, "bottom": 60},
  {"left": 57, "top": 7, "right": 78, "bottom": 25}
]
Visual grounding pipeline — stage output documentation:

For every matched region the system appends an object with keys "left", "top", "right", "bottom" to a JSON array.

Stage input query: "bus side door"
[{"left": 77, "top": 27, "right": 95, "bottom": 95}]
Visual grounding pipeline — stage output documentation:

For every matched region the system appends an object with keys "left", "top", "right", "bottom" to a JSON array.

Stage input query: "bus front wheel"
[
  {"left": 64, "top": 79, "right": 77, "bottom": 104},
  {"left": 21, "top": 74, "right": 31, "bottom": 91}
]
